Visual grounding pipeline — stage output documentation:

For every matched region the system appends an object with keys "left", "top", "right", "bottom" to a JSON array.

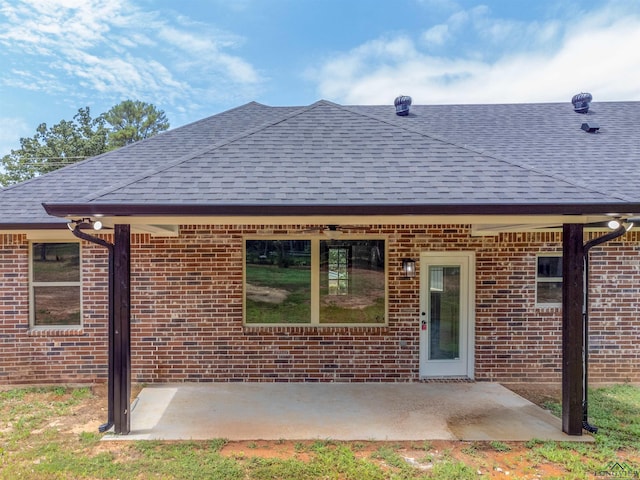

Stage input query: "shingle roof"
[
  {"left": 348, "top": 102, "right": 640, "bottom": 203},
  {"left": 2, "top": 98, "right": 640, "bottom": 227},
  {"left": 0, "top": 102, "right": 297, "bottom": 225}
]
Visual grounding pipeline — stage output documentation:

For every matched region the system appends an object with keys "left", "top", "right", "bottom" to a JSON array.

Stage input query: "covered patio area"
[{"left": 104, "top": 382, "right": 592, "bottom": 442}]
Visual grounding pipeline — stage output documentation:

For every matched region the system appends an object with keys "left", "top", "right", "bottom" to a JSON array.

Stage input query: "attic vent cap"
[
  {"left": 572, "top": 92, "right": 592, "bottom": 113},
  {"left": 394, "top": 95, "right": 412, "bottom": 116},
  {"left": 581, "top": 121, "right": 600, "bottom": 133}
]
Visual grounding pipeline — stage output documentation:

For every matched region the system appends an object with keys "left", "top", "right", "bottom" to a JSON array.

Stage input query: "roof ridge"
[
  {"left": 339, "top": 104, "right": 634, "bottom": 203},
  {"left": 83, "top": 102, "right": 328, "bottom": 203}
]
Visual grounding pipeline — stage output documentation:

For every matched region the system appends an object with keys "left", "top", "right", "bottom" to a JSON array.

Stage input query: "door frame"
[{"left": 419, "top": 251, "right": 475, "bottom": 379}]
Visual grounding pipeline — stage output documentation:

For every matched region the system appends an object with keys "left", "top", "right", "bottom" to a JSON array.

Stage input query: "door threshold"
[{"left": 419, "top": 377, "right": 475, "bottom": 383}]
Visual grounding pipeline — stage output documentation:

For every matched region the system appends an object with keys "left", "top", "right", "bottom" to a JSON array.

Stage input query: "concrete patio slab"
[{"left": 104, "top": 382, "right": 593, "bottom": 442}]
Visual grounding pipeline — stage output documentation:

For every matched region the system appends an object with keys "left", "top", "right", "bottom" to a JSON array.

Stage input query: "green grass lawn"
[{"left": 0, "top": 384, "right": 638, "bottom": 479}]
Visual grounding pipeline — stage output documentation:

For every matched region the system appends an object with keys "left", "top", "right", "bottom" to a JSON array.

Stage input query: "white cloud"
[
  {"left": 0, "top": 0, "right": 263, "bottom": 114},
  {"left": 421, "top": 5, "right": 561, "bottom": 58},
  {"left": 157, "top": 24, "right": 259, "bottom": 84},
  {"left": 313, "top": 2, "right": 640, "bottom": 104},
  {"left": 423, "top": 24, "right": 450, "bottom": 46}
]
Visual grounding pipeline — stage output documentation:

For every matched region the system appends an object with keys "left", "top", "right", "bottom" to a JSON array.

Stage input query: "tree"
[
  {"left": 0, "top": 107, "right": 109, "bottom": 186},
  {"left": 0, "top": 100, "right": 170, "bottom": 187},
  {"left": 102, "top": 100, "right": 169, "bottom": 148}
]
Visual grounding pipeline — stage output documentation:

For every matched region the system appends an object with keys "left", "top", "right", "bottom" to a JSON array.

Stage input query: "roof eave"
[
  {"left": 0, "top": 222, "right": 69, "bottom": 230},
  {"left": 41, "top": 202, "right": 640, "bottom": 218}
]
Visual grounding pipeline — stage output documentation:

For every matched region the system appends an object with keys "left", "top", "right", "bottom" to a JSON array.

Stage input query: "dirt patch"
[
  {"left": 502, "top": 383, "right": 561, "bottom": 407},
  {"left": 246, "top": 283, "right": 289, "bottom": 304},
  {"left": 55, "top": 383, "right": 144, "bottom": 435},
  {"left": 219, "top": 440, "right": 571, "bottom": 479}
]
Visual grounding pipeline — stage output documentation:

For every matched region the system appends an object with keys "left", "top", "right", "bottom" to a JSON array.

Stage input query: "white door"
[{"left": 419, "top": 252, "right": 475, "bottom": 378}]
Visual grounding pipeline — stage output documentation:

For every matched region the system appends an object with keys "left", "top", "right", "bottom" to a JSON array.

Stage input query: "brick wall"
[
  {"left": 1, "top": 226, "right": 639, "bottom": 385},
  {"left": 0, "top": 234, "right": 109, "bottom": 385}
]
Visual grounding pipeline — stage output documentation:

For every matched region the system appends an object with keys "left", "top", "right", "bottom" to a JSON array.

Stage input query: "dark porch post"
[
  {"left": 113, "top": 224, "right": 131, "bottom": 434},
  {"left": 562, "top": 223, "right": 584, "bottom": 435}
]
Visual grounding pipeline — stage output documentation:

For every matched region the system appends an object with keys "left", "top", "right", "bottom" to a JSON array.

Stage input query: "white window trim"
[
  {"left": 535, "top": 253, "right": 562, "bottom": 308},
  {"left": 244, "top": 235, "right": 388, "bottom": 327},
  {"left": 29, "top": 241, "right": 83, "bottom": 329}
]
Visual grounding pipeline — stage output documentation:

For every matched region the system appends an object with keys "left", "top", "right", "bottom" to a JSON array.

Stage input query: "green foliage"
[
  {"left": 589, "top": 384, "right": 640, "bottom": 451},
  {"left": 247, "top": 445, "right": 387, "bottom": 480},
  {"left": 208, "top": 438, "right": 229, "bottom": 451},
  {"left": 526, "top": 384, "right": 640, "bottom": 476},
  {"left": 70, "top": 387, "right": 92, "bottom": 401},
  {"left": 489, "top": 440, "right": 511, "bottom": 452},
  {"left": 0, "top": 107, "right": 108, "bottom": 185},
  {"left": 102, "top": 99, "right": 169, "bottom": 148},
  {"left": 543, "top": 399, "right": 562, "bottom": 416},
  {"left": 429, "top": 460, "right": 477, "bottom": 479},
  {"left": 246, "top": 456, "right": 317, "bottom": 480},
  {"left": 411, "top": 440, "right": 433, "bottom": 451},
  {"left": 542, "top": 384, "right": 640, "bottom": 451},
  {"left": 524, "top": 438, "right": 545, "bottom": 448},
  {"left": 460, "top": 442, "right": 480, "bottom": 456},
  {"left": 78, "top": 431, "right": 102, "bottom": 447},
  {"left": 371, "top": 445, "right": 409, "bottom": 468},
  {"left": 0, "top": 100, "right": 169, "bottom": 187}
]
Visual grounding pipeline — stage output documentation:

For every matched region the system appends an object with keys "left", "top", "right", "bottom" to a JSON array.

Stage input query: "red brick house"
[{"left": 1, "top": 97, "right": 639, "bottom": 435}]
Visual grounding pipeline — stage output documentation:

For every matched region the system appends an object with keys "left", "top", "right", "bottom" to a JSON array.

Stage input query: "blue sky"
[{"left": 1, "top": 0, "right": 639, "bottom": 156}]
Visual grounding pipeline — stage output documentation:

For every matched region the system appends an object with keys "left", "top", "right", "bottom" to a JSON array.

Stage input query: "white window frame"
[
  {"left": 29, "top": 241, "right": 83, "bottom": 329},
  {"left": 244, "top": 236, "right": 388, "bottom": 327},
  {"left": 535, "top": 253, "right": 562, "bottom": 307}
]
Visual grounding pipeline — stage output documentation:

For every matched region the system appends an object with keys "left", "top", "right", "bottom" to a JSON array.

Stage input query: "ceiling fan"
[{"left": 300, "top": 224, "right": 366, "bottom": 238}]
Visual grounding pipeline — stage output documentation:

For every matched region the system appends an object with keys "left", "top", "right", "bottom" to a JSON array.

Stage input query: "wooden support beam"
[
  {"left": 562, "top": 223, "right": 584, "bottom": 435},
  {"left": 113, "top": 224, "right": 131, "bottom": 435}
]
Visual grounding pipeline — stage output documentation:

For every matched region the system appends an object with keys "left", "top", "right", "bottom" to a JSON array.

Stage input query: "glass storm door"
[{"left": 419, "top": 253, "right": 474, "bottom": 378}]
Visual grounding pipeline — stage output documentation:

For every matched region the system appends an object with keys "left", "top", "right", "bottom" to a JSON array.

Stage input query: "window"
[
  {"left": 30, "top": 242, "right": 81, "bottom": 327},
  {"left": 536, "top": 254, "right": 562, "bottom": 306},
  {"left": 319, "top": 240, "right": 385, "bottom": 324},
  {"left": 245, "top": 240, "right": 312, "bottom": 324},
  {"left": 245, "top": 238, "right": 386, "bottom": 325}
]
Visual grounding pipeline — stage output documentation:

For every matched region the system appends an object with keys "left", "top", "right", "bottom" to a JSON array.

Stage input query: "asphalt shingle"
[{"left": 1, "top": 99, "right": 639, "bottom": 226}]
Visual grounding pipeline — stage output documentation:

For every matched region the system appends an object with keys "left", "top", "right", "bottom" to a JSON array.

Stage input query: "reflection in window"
[
  {"left": 320, "top": 240, "right": 385, "bottom": 324},
  {"left": 244, "top": 238, "right": 387, "bottom": 325},
  {"left": 536, "top": 255, "right": 562, "bottom": 305},
  {"left": 245, "top": 240, "right": 311, "bottom": 324},
  {"left": 328, "top": 247, "right": 349, "bottom": 295},
  {"left": 31, "top": 242, "right": 81, "bottom": 326},
  {"left": 429, "top": 266, "right": 460, "bottom": 360}
]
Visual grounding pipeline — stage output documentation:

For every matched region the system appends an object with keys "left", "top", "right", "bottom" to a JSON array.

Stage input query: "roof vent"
[
  {"left": 581, "top": 121, "right": 600, "bottom": 133},
  {"left": 572, "top": 92, "right": 592, "bottom": 113},
  {"left": 394, "top": 95, "right": 412, "bottom": 116}
]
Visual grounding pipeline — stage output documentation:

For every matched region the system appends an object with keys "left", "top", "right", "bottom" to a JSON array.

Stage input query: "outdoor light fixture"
[
  {"left": 402, "top": 258, "right": 416, "bottom": 279},
  {"left": 607, "top": 219, "right": 634, "bottom": 232},
  {"left": 608, "top": 219, "right": 621, "bottom": 230},
  {"left": 67, "top": 218, "right": 103, "bottom": 231}
]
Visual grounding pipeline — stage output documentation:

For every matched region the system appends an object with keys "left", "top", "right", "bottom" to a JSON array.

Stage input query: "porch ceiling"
[{"left": 16, "top": 211, "right": 629, "bottom": 238}]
